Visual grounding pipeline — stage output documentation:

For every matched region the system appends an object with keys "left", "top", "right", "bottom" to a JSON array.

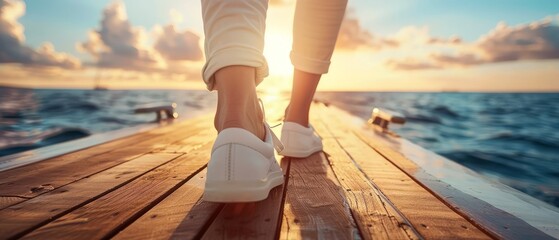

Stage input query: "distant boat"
[
  {"left": 93, "top": 68, "right": 109, "bottom": 91},
  {"left": 94, "top": 85, "right": 109, "bottom": 91}
]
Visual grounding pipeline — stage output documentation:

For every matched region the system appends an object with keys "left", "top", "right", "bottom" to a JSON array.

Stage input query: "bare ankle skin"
[
  {"left": 284, "top": 69, "right": 321, "bottom": 127},
  {"left": 214, "top": 66, "right": 265, "bottom": 140}
]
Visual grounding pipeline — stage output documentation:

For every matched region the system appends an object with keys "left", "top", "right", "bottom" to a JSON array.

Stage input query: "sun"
[{"left": 264, "top": 32, "right": 294, "bottom": 77}]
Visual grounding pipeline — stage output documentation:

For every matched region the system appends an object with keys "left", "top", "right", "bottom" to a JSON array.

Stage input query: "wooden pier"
[{"left": 0, "top": 101, "right": 551, "bottom": 239}]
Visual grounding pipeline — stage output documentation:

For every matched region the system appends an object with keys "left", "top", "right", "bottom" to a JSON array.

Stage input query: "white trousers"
[{"left": 201, "top": 0, "right": 348, "bottom": 90}]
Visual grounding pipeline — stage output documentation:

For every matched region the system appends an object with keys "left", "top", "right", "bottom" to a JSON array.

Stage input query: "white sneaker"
[
  {"left": 203, "top": 125, "right": 284, "bottom": 202},
  {"left": 279, "top": 122, "right": 323, "bottom": 158}
]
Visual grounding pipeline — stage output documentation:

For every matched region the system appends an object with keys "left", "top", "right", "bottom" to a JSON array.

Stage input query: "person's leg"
[
  {"left": 214, "top": 66, "right": 265, "bottom": 140},
  {"left": 286, "top": 0, "right": 347, "bottom": 125},
  {"left": 201, "top": 0, "right": 269, "bottom": 140},
  {"left": 284, "top": 70, "right": 320, "bottom": 127},
  {"left": 202, "top": 0, "right": 284, "bottom": 203}
]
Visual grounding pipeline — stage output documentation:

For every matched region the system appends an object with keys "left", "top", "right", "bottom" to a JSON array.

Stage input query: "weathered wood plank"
[
  {"left": 0, "top": 116, "right": 211, "bottom": 199},
  {"left": 279, "top": 153, "right": 358, "bottom": 240},
  {"left": 112, "top": 169, "right": 222, "bottom": 240},
  {"left": 0, "top": 196, "right": 27, "bottom": 210},
  {"left": 20, "top": 143, "right": 213, "bottom": 240},
  {"left": 310, "top": 114, "right": 419, "bottom": 240},
  {"left": 315, "top": 104, "right": 490, "bottom": 239},
  {"left": 0, "top": 153, "right": 183, "bottom": 240},
  {"left": 353, "top": 124, "right": 555, "bottom": 240},
  {"left": 200, "top": 157, "right": 290, "bottom": 240},
  {"left": 0, "top": 118, "right": 202, "bottom": 184}
]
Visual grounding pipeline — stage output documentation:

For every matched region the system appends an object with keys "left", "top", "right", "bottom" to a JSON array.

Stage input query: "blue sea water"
[{"left": 1, "top": 87, "right": 558, "bottom": 208}]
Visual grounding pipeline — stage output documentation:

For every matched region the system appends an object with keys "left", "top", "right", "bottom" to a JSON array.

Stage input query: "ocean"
[{"left": 1, "top": 87, "right": 558, "bottom": 208}]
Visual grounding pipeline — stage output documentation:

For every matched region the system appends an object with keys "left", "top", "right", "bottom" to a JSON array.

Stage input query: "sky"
[{"left": 0, "top": 0, "right": 558, "bottom": 92}]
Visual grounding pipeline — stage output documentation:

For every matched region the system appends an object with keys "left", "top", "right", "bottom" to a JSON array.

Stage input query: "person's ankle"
[
  {"left": 215, "top": 102, "right": 265, "bottom": 140},
  {"left": 284, "top": 113, "right": 309, "bottom": 127},
  {"left": 284, "top": 118, "right": 309, "bottom": 128}
]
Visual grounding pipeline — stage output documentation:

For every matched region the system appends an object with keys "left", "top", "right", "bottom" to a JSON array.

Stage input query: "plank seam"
[
  {"left": 0, "top": 152, "right": 151, "bottom": 212},
  {"left": 316, "top": 108, "right": 423, "bottom": 240},
  {"left": 317, "top": 103, "right": 496, "bottom": 239},
  {"left": 2, "top": 125, "right": 212, "bottom": 209},
  {"left": 9, "top": 153, "right": 186, "bottom": 240},
  {"left": 102, "top": 162, "right": 212, "bottom": 240},
  {"left": 191, "top": 203, "right": 226, "bottom": 240},
  {"left": 0, "top": 195, "right": 31, "bottom": 199},
  {"left": 320, "top": 152, "right": 367, "bottom": 240},
  {"left": 353, "top": 130, "right": 500, "bottom": 240},
  {"left": 274, "top": 157, "right": 291, "bottom": 240}
]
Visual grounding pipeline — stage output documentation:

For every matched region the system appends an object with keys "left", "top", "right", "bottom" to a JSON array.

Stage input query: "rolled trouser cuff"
[
  {"left": 290, "top": 51, "right": 331, "bottom": 75},
  {"left": 203, "top": 48, "right": 269, "bottom": 91}
]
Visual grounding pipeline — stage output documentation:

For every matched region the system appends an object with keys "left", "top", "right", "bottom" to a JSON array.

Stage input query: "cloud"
[
  {"left": 385, "top": 58, "right": 441, "bottom": 70},
  {"left": 478, "top": 18, "right": 559, "bottom": 62},
  {"left": 387, "top": 16, "right": 559, "bottom": 70},
  {"left": 0, "top": 0, "right": 80, "bottom": 69},
  {"left": 428, "top": 36, "right": 462, "bottom": 45},
  {"left": 153, "top": 24, "right": 203, "bottom": 61},
  {"left": 77, "top": 1, "right": 163, "bottom": 71},
  {"left": 430, "top": 53, "right": 485, "bottom": 66},
  {"left": 336, "top": 15, "right": 374, "bottom": 50},
  {"left": 393, "top": 26, "right": 462, "bottom": 46},
  {"left": 336, "top": 16, "right": 462, "bottom": 51},
  {"left": 78, "top": 2, "right": 203, "bottom": 74},
  {"left": 337, "top": 13, "right": 399, "bottom": 50}
]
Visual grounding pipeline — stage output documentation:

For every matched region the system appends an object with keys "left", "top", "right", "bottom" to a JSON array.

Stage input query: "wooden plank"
[
  {"left": 0, "top": 117, "right": 208, "bottom": 184},
  {"left": 0, "top": 121, "right": 174, "bottom": 172},
  {"left": 0, "top": 117, "right": 211, "bottom": 198},
  {"left": 314, "top": 104, "right": 490, "bottom": 239},
  {"left": 20, "top": 142, "right": 214, "bottom": 240},
  {"left": 0, "top": 118, "right": 203, "bottom": 184},
  {"left": 0, "top": 153, "right": 183, "bottom": 240},
  {"left": 116, "top": 104, "right": 289, "bottom": 240},
  {"left": 279, "top": 153, "right": 358, "bottom": 240},
  {"left": 200, "top": 157, "right": 290, "bottom": 240},
  {"left": 113, "top": 170, "right": 223, "bottom": 240},
  {"left": 353, "top": 123, "right": 555, "bottom": 240},
  {"left": 0, "top": 196, "right": 27, "bottom": 210},
  {"left": 310, "top": 114, "right": 420, "bottom": 240}
]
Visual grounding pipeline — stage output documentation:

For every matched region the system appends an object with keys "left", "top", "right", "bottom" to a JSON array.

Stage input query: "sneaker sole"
[
  {"left": 279, "top": 146, "right": 323, "bottom": 158},
  {"left": 203, "top": 170, "right": 284, "bottom": 202}
]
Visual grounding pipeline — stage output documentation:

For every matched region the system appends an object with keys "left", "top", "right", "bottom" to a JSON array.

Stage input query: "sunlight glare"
[{"left": 264, "top": 33, "right": 293, "bottom": 77}]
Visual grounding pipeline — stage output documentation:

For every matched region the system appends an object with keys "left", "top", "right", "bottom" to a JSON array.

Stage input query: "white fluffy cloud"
[
  {"left": 387, "top": 16, "right": 559, "bottom": 70},
  {"left": 153, "top": 24, "right": 203, "bottom": 61},
  {"left": 78, "top": 2, "right": 203, "bottom": 73},
  {"left": 336, "top": 15, "right": 464, "bottom": 51},
  {"left": 0, "top": 0, "right": 80, "bottom": 69},
  {"left": 77, "top": 2, "right": 164, "bottom": 71},
  {"left": 479, "top": 18, "right": 559, "bottom": 62},
  {"left": 336, "top": 13, "right": 399, "bottom": 50}
]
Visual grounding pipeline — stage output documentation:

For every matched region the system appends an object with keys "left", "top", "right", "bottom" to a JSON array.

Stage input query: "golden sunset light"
[
  {"left": 1, "top": 0, "right": 557, "bottom": 91},
  {"left": 1, "top": 1, "right": 559, "bottom": 238}
]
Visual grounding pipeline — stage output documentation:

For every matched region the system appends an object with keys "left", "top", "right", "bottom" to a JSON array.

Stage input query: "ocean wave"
[
  {"left": 406, "top": 114, "right": 442, "bottom": 124},
  {"left": 97, "top": 116, "right": 132, "bottom": 125},
  {"left": 484, "top": 132, "right": 559, "bottom": 149},
  {"left": 0, "top": 127, "right": 90, "bottom": 157},
  {"left": 441, "top": 150, "right": 537, "bottom": 179},
  {"left": 315, "top": 91, "right": 559, "bottom": 208},
  {"left": 40, "top": 101, "right": 101, "bottom": 114},
  {"left": 0, "top": 111, "right": 25, "bottom": 119},
  {"left": 73, "top": 102, "right": 101, "bottom": 111},
  {"left": 432, "top": 105, "right": 460, "bottom": 118}
]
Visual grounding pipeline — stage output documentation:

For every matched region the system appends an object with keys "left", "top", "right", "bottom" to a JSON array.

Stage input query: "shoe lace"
[{"left": 258, "top": 98, "right": 284, "bottom": 153}]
